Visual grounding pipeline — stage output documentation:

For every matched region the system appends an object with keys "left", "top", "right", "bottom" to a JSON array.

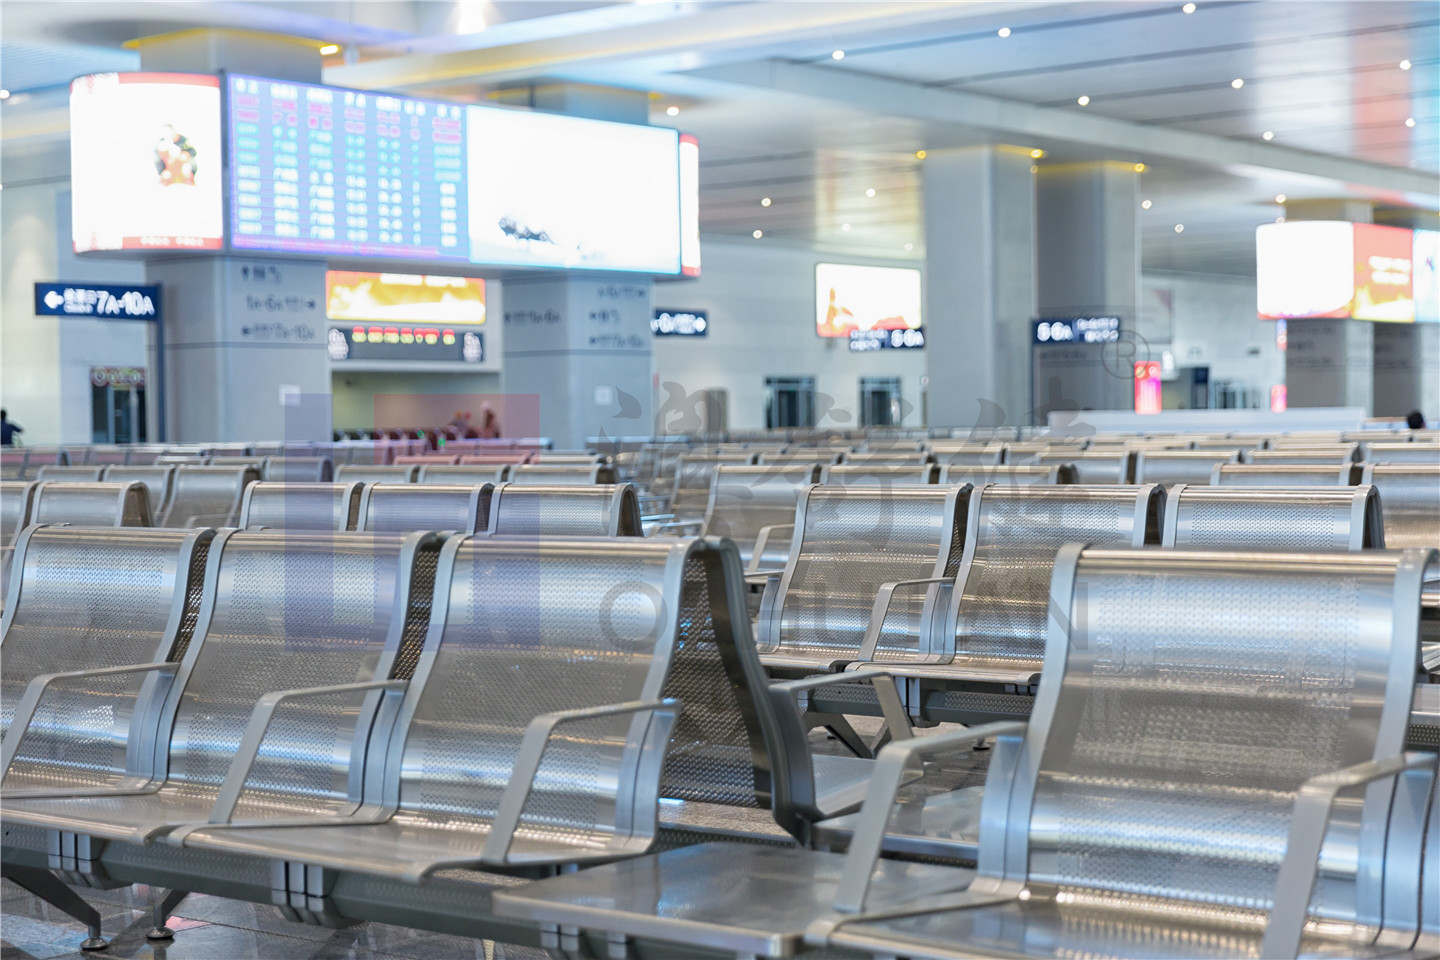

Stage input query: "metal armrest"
[
  {"left": 745, "top": 569, "right": 784, "bottom": 584},
  {"left": 482, "top": 697, "right": 682, "bottom": 865},
  {"left": 203, "top": 679, "right": 410, "bottom": 828},
  {"left": 857, "top": 578, "right": 954, "bottom": 661},
  {"left": 747, "top": 523, "right": 794, "bottom": 574},
  {"left": 771, "top": 669, "right": 916, "bottom": 751},
  {"left": 832, "top": 721, "right": 1027, "bottom": 915},
  {"left": 1261, "top": 751, "right": 1439, "bottom": 960},
  {"left": 2, "top": 662, "right": 179, "bottom": 784}
]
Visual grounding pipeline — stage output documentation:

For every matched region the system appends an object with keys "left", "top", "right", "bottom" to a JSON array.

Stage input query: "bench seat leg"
[
  {"left": 146, "top": 888, "right": 189, "bottom": 940},
  {"left": 3, "top": 863, "right": 107, "bottom": 951}
]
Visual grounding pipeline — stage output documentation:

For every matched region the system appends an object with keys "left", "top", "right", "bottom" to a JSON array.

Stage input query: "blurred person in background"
[
  {"left": 1, "top": 409, "right": 23, "bottom": 446},
  {"left": 477, "top": 402, "right": 501, "bottom": 439}
]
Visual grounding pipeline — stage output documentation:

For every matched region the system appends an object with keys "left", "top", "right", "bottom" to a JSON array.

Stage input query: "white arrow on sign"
[{"left": 44, "top": 291, "right": 64, "bottom": 309}]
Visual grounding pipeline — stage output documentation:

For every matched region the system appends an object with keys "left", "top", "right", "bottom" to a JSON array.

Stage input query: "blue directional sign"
[{"left": 35, "top": 283, "right": 161, "bottom": 321}]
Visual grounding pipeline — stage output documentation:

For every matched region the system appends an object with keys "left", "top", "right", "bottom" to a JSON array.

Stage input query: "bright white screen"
[
  {"left": 679, "top": 135, "right": 701, "bottom": 277},
  {"left": 466, "top": 107, "right": 681, "bottom": 273},
  {"left": 815, "top": 263, "right": 922, "bottom": 337},
  {"left": 1414, "top": 229, "right": 1438, "bottom": 324},
  {"left": 1255, "top": 221, "right": 1354, "bottom": 320},
  {"left": 71, "top": 73, "right": 224, "bottom": 253}
]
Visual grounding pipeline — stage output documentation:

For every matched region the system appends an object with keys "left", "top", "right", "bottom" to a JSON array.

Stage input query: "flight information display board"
[{"left": 229, "top": 75, "right": 468, "bottom": 260}]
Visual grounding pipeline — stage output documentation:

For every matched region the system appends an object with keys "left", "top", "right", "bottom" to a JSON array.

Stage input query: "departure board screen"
[{"left": 228, "top": 75, "right": 468, "bottom": 260}]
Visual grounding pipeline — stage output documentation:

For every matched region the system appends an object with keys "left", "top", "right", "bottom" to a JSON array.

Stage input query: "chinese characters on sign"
[{"left": 34, "top": 283, "right": 160, "bottom": 320}]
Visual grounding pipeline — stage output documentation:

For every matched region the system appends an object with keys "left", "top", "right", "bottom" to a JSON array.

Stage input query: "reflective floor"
[{"left": 0, "top": 882, "right": 547, "bottom": 960}]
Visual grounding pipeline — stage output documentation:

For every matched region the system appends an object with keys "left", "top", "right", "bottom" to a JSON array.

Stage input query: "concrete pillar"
[
  {"left": 1373, "top": 322, "right": 1440, "bottom": 418},
  {"left": 1036, "top": 163, "right": 1141, "bottom": 320},
  {"left": 136, "top": 30, "right": 330, "bottom": 441},
  {"left": 921, "top": 145, "right": 1035, "bottom": 430},
  {"left": 1285, "top": 317, "right": 1374, "bottom": 413},
  {"left": 496, "top": 85, "right": 655, "bottom": 448}
]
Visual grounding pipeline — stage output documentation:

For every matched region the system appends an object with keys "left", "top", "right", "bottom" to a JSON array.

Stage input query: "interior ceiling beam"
[
  {"left": 689, "top": 59, "right": 1439, "bottom": 205},
  {"left": 322, "top": 0, "right": 1094, "bottom": 92}
]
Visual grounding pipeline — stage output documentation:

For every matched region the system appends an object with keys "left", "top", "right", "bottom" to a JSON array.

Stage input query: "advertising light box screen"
[
  {"left": 1413, "top": 229, "right": 1438, "bottom": 323},
  {"left": 229, "top": 75, "right": 468, "bottom": 260},
  {"left": 1351, "top": 223, "right": 1414, "bottom": 322},
  {"left": 466, "top": 107, "right": 681, "bottom": 274},
  {"left": 679, "top": 134, "right": 701, "bottom": 277},
  {"left": 816, "top": 264, "right": 923, "bottom": 347},
  {"left": 71, "top": 73, "right": 224, "bottom": 253},
  {"left": 1256, "top": 221, "right": 1355, "bottom": 320},
  {"left": 326, "top": 271, "right": 485, "bottom": 325}
]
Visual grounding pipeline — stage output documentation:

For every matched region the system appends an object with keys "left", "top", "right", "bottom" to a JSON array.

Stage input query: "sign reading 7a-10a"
[{"left": 34, "top": 282, "right": 160, "bottom": 321}]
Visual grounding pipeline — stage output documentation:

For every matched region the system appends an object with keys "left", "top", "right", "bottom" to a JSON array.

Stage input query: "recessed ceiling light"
[
  {"left": 1400, "top": 59, "right": 1412, "bottom": 70},
  {"left": 831, "top": 49, "right": 845, "bottom": 60},
  {"left": 1174, "top": 223, "right": 1185, "bottom": 233},
  {"left": 865, "top": 188, "right": 876, "bottom": 197},
  {"left": 1141, "top": 199, "right": 1152, "bottom": 209},
  {"left": 1262, "top": 130, "right": 1275, "bottom": 140},
  {"left": 1405, "top": 117, "right": 1416, "bottom": 127},
  {"left": 760, "top": 197, "right": 771, "bottom": 207},
  {"left": 1030, "top": 148, "right": 1045, "bottom": 159},
  {"left": 904, "top": 242, "right": 914, "bottom": 251},
  {"left": 915, "top": 150, "right": 927, "bottom": 159},
  {"left": 0, "top": 90, "right": 10, "bottom": 100},
  {"left": 752, "top": 229, "right": 763, "bottom": 239},
  {"left": 1182, "top": 2, "right": 1196, "bottom": 12},
  {"left": 1077, "top": 95, "right": 1091, "bottom": 106},
  {"left": 1231, "top": 78, "right": 1245, "bottom": 89},
  {"left": 997, "top": 27, "right": 1011, "bottom": 37},
  {"left": 319, "top": 44, "right": 340, "bottom": 56},
  {"left": 1134, "top": 163, "right": 1146, "bottom": 172},
  {"left": 665, "top": 105, "right": 679, "bottom": 116},
  {"left": 841, "top": 223, "right": 852, "bottom": 231},
  {"left": 1274, "top": 194, "right": 1286, "bottom": 203}
]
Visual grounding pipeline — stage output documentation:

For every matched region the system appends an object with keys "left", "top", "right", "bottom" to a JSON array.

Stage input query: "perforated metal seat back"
[
  {"left": 35, "top": 465, "right": 106, "bottom": 482},
  {"left": 1250, "top": 448, "right": 1360, "bottom": 465},
  {"left": 264, "top": 457, "right": 334, "bottom": 483},
  {"left": 162, "top": 466, "right": 260, "bottom": 527},
  {"left": 165, "top": 531, "right": 412, "bottom": 814},
  {"left": 417, "top": 464, "right": 509, "bottom": 485},
  {"left": 841, "top": 453, "right": 932, "bottom": 466},
  {"left": 335, "top": 465, "right": 418, "bottom": 484},
  {"left": 394, "top": 537, "right": 684, "bottom": 836},
  {"left": 1134, "top": 450, "right": 1240, "bottom": 485},
  {"left": 768, "top": 486, "right": 965, "bottom": 665},
  {"left": 239, "top": 482, "right": 361, "bottom": 531},
  {"left": 1213, "top": 463, "right": 1355, "bottom": 487},
  {"left": 507, "top": 464, "right": 613, "bottom": 486},
  {"left": 822, "top": 464, "right": 937, "bottom": 487},
  {"left": 32, "top": 481, "right": 151, "bottom": 527},
  {"left": 1361, "top": 464, "right": 1440, "bottom": 549},
  {"left": 102, "top": 466, "right": 174, "bottom": 518},
  {"left": 488, "top": 484, "right": 641, "bottom": 537},
  {"left": 939, "top": 464, "right": 1068, "bottom": 486},
  {"left": 0, "top": 527, "right": 209, "bottom": 789},
  {"left": 931, "top": 446, "right": 1005, "bottom": 466},
  {"left": 1024, "top": 547, "right": 1421, "bottom": 920},
  {"left": 1, "top": 481, "right": 36, "bottom": 546},
  {"left": 703, "top": 465, "right": 818, "bottom": 563},
  {"left": 1164, "top": 485, "right": 1382, "bottom": 550},
  {"left": 1032, "top": 451, "right": 1133, "bottom": 483},
  {"left": 656, "top": 543, "right": 771, "bottom": 808},
  {"left": 950, "top": 486, "right": 1160, "bottom": 669},
  {"left": 1364, "top": 441, "right": 1440, "bottom": 464},
  {"left": 358, "top": 483, "right": 490, "bottom": 533}
]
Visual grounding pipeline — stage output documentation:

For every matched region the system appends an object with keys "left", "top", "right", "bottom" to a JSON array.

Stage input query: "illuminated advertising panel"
[
  {"left": 1414, "top": 229, "right": 1439, "bottom": 323},
  {"left": 1134, "top": 360, "right": 1162, "bottom": 414},
  {"left": 816, "top": 264, "right": 923, "bottom": 350},
  {"left": 1255, "top": 221, "right": 1354, "bottom": 320},
  {"left": 229, "top": 75, "right": 468, "bottom": 260},
  {"left": 71, "top": 73, "right": 224, "bottom": 252},
  {"left": 465, "top": 106, "right": 681, "bottom": 273},
  {"left": 1350, "top": 223, "right": 1414, "bottom": 322},
  {"left": 679, "top": 134, "right": 701, "bottom": 277},
  {"left": 326, "top": 271, "right": 485, "bottom": 324}
]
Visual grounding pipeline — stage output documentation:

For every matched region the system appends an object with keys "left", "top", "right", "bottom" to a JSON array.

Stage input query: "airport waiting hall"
[{"left": 1, "top": 2, "right": 1438, "bottom": 960}]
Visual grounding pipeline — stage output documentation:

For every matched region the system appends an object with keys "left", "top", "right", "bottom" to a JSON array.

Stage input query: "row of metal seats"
[{"left": 2, "top": 525, "right": 1434, "bottom": 957}]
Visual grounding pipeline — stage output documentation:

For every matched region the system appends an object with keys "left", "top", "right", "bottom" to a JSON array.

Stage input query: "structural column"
[
  {"left": 497, "top": 85, "right": 656, "bottom": 447},
  {"left": 138, "top": 30, "right": 330, "bottom": 441},
  {"left": 921, "top": 145, "right": 1036, "bottom": 430}
]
